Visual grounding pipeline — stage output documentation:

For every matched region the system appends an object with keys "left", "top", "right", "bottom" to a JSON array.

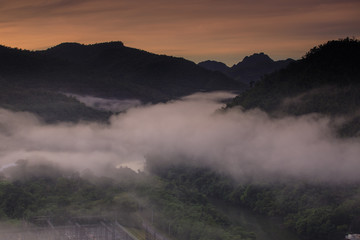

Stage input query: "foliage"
[
  {"left": 1, "top": 158, "right": 359, "bottom": 240},
  {"left": 0, "top": 162, "right": 128, "bottom": 222},
  {"left": 134, "top": 174, "right": 254, "bottom": 240},
  {"left": 145, "top": 160, "right": 360, "bottom": 240},
  {"left": 0, "top": 162, "right": 255, "bottom": 240}
]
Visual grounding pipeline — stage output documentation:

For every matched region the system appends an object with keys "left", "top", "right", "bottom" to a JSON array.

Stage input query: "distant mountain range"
[
  {"left": 198, "top": 53, "right": 294, "bottom": 84},
  {"left": 0, "top": 41, "right": 246, "bottom": 122},
  {"left": 0, "top": 41, "right": 244, "bottom": 102}
]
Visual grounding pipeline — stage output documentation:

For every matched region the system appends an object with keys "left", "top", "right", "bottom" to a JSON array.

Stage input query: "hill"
[
  {"left": 198, "top": 60, "right": 230, "bottom": 73},
  {"left": 0, "top": 77, "right": 111, "bottom": 123},
  {"left": 0, "top": 41, "right": 245, "bottom": 122},
  {"left": 0, "top": 42, "right": 244, "bottom": 102},
  {"left": 198, "top": 53, "right": 294, "bottom": 85},
  {"left": 226, "top": 38, "right": 360, "bottom": 137}
]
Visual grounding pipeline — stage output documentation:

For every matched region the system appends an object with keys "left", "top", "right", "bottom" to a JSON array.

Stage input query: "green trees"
[
  {"left": 0, "top": 182, "right": 34, "bottom": 218},
  {"left": 145, "top": 159, "right": 360, "bottom": 240},
  {"left": 1, "top": 159, "right": 359, "bottom": 240}
]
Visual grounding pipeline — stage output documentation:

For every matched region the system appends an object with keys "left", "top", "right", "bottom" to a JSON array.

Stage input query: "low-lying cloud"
[
  {"left": 66, "top": 93, "right": 142, "bottom": 112},
  {"left": 1, "top": 91, "right": 360, "bottom": 183}
]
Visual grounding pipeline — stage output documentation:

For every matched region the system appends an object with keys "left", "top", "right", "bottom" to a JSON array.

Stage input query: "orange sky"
[{"left": 0, "top": 0, "right": 359, "bottom": 65}]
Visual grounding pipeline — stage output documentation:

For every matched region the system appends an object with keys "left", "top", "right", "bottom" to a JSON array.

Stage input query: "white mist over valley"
[
  {"left": 1, "top": 91, "right": 359, "bottom": 183},
  {"left": 65, "top": 93, "right": 142, "bottom": 112}
]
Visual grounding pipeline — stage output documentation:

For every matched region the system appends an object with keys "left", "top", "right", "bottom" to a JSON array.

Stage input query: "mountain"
[
  {"left": 229, "top": 53, "right": 294, "bottom": 84},
  {"left": 0, "top": 42, "right": 245, "bottom": 122},
  {"left": 226, "top": 38, "right": 360, "bottom": 137},
  {"left": 0, "top": 42, "right": 244, "bottom": 102},
  {"left": 198, "top": 53, "right": 294, "bottom": 85},
  {"left": 198, "top": 60, "right": 230, "bottom": 73}
]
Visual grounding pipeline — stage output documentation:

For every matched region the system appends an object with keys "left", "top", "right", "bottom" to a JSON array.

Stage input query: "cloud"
[
  {"left": 1, "top": 91, "right": 360, "bottom": 183},
  {"left": 65, "top": 93, "right": 141, "bottom": 112}
]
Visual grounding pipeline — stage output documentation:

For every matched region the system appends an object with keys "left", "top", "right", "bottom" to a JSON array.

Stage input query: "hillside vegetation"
[
  {"left": 227, "top": 38, "right": 360, "bottom": 136},
  {"left": 148, "top": 161, "right": 360, "bottom": 240},
  {"left": 0, "top": 161, "right": 256, "bottom": 240},
  {"left": 2, "top": 158, "right": 358, "bottom": 240}
]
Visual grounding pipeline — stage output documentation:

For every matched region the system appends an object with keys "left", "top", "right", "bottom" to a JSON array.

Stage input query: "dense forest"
[
  {"left": 0, "top": 161, "right": 256, "bottom": 240},
  {"left": 1, "top": 157, "right": 359, "bottom": 240},
  {"left": 149, "top": 161, "right": 360, "bottom": 240}
]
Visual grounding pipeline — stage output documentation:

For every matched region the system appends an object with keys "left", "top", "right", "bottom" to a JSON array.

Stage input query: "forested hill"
[
  {"left": 0, "top": 41, "right": 245, "bottom": 122},
  {"left": 226, "top": 38, "right": 360, "bottom": 136},
  {"left": 0, "top": 42, "right": 244, "bottom": 102}
]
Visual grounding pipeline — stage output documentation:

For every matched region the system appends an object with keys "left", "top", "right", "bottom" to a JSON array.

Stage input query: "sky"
[{"left": 0, "top": 0, "right": 359, "bottom": 65}]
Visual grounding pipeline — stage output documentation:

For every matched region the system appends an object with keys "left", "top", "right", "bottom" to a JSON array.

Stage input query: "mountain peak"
[
  {"left": 241, "top": 52, "right": 274, "bottom": 66},
  {"left": 198, "top": 53, "right": 293, "bottom": 85},
  {"left": 228, "top": 53, "right": 292, "bottom": 84},
  {"left": 198, "top": 60, "right": 229, "bottom": 73}
]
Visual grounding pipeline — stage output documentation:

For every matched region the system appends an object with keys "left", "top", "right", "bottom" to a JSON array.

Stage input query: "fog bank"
[
  {"left": 65, "top": 93, "right": 141, "bottom": 112},
  {"left": 1, "top": 92, "right": 360, "bottom": 182}
]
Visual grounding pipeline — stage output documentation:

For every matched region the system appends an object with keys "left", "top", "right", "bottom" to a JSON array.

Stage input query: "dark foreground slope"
[{"left": 227, "top": 38, "right": 360, "bottom": 136}]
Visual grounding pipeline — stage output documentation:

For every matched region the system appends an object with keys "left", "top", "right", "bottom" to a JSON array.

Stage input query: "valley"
[{"left": 0, "top": 38, "right": 360, "bottom": 240}]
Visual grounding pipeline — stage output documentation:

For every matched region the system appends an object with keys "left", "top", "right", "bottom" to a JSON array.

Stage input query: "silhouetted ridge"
[
  {"left": 0, "top": 41, "right": 244, "bottom": 105},
  {"left": 237, "top": 52, "right": 274, "bottom": 66},
  {"left": 198, "top": 60, "right": 229, "bottom": 73},
  {"left": 48, "top": 41, "right": 124, "bottom": 51},
  {"left": 229, "top": 53, "right": 293, "bottom": 84},
  {"left": 43, "top": 41, "right": 127, "bottom": 64},
  {"left": 198, "top": 53, "right": 294, "bottom": 84}
]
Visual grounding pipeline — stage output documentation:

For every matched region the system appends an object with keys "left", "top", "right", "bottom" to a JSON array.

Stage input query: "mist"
[
  {"left": 65, "top": 93, "right": 142, "bottom": 112},
  {"left": 1, "top": 91, "right": 360, "bottom": 183}
]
